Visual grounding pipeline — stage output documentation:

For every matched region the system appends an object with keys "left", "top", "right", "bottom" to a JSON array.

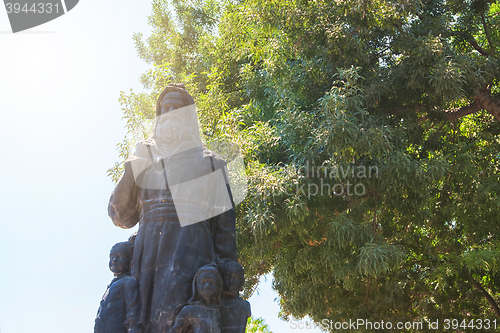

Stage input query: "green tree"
[
  {"left": 246, "top": 317, "right": 273, "bottom": 333},
  {"left": 109, "top": 0, "right": 500, "bottom": 331}
]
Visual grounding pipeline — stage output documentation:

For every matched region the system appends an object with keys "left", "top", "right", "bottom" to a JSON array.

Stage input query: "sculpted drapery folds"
[{"left": 108, "top": 84, "right": 237, "bottom": 333}]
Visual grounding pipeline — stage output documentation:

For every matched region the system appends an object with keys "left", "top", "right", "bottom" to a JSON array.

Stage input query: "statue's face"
[
  {"left": 155, "top": 92, "right": 191, "bottom": 144},
  {"left": 109, "top": 247, "right": 130, "bottom": 276},
  {"left": 196, "top": 271, "right": 221, "bottom": 303},
  {"left": 222, "top": 268, "right": 244, "bottom": 294}
]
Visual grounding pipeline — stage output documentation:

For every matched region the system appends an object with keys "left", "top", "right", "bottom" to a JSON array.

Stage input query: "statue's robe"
[{"left": 109, "top": 146, "right": 237, "bottom": 333}]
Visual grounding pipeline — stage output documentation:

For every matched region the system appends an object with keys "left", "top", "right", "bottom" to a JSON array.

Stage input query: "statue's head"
[
  {"left": 220, "top": 260, "right": 245, "bottom": 295},
  {"left": 189, "top": 263, "right": 223, "bottom": 305},
  {"left": 153, "top": 83, "right": 199, "bottom": 147},
  {"left": 109, "top": 241, "right": 133, "bottom": 277},
  {"left": 155, "top": 83, "right": 194, "bottom": 116}
]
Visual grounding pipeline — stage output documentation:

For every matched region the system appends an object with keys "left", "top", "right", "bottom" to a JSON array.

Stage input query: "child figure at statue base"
[
  {"left": 169, "top": 264, "right": 223, "bottom": 333},
  {"left": 220, "top": 261, "right": 251, "bottom": 333},
  {"left": 94, "top": 241, "right": 141, "bottom": 333}
]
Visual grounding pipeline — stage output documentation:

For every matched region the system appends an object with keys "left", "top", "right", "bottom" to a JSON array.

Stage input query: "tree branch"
[
  {"left": 452, "top": 31, "right": 491, "bottom": 57},
  {"left": 468, "top": 37, "right": 491, "bottom": 56},
  {"left": 445, "top": 100, "right": 482, "bottom": 121},
  {"left": 481, "top": 12, "right": 494, "bottom": 52},
  {"left": 476, "top": 88, "right": 500, "bottom": 122},
  {"left": 487, "top": 11, "right": 500, "bottom": 18},
  {"left": 444, "top": 88, "right": 500, "bottom": 123},
  {"left": 382, "top": 89, "right": 500, "bottom": 123},
  {"left": 472, "top": 278, "right": 500, "bottom": 317}
]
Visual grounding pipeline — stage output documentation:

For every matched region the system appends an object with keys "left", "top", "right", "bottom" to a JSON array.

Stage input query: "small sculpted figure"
[
  {"left": 220, "top": 261, "right": 251, "bottom": 333},
  {"left": 170, "top": 264, "right": 223, "bottom": 333},
  {"left": 94, "top": 241, "right": 142, "bottom": 333}
]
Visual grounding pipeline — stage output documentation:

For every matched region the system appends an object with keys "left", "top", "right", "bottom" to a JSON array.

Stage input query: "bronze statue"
[
  {"left": 170, "top": 264, "right": 223, "bottom": 333},
  {"left": 108, "top": 84, "right": 238, "bottom": 333},
  {"left": 94, "top": 241, "right": 142, "bottom": 333},
  {"left": 220, "top": 261, "right": 251, "bottom": 333}
]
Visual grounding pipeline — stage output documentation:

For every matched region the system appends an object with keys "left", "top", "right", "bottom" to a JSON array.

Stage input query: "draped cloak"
[{"left": 108, "top": 146, "right": 237, "bottom": 333}]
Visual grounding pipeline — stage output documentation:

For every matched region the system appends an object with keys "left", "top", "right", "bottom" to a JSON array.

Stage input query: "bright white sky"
[{"left": 0, "top": 2, "right": 321, "bottom": 332}]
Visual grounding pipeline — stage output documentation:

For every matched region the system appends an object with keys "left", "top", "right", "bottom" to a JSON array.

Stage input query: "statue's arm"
[
  {"left": 213, "top": 183, "right": 238, "bottom": 262},
  {"left": 209, "top": 155, "right": 238, "bottom": 261},
  {"left": 169, "top": 308, "right": 191, "bottom": 333},
  {"left": 108, "top": 161, "right": 141, "bottom": 229}
]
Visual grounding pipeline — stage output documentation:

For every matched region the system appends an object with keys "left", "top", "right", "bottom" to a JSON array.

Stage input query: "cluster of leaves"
[
  {"left": 109, "top": 0, "right": 500, "bottom": 331},
  {"left": 246, "top": 317, "right": 273, "bottom": 333}
]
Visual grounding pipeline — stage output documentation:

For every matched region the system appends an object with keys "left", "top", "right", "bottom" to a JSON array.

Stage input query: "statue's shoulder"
[
  {"left": 178, "top": 303, "right": 199, "bottom": 318},
  {"left": 111, "top": 274, "right": 136, "bottom": 288},
  {"left": 140, "top": 138, "right": 157, "bottom": 148},
  {"left": 244, "top": 298, "right": 251, "bottom": 314},
  {"left": 236, "top": 297, "right": 251, "bottom": 312},
  {"left": 202, "top": 148, "right": 227, "bottom": 170},
  {"left": 122, "top": 275, "right": 139, "bottom": 286}
]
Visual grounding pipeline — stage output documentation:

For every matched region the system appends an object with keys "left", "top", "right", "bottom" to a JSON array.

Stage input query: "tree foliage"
[
  {"left": 245, "top": 317, "right": 273, "bottom": 333},
  {"left": 109, "top": 0, "right": 500, "bottom": 331}
]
